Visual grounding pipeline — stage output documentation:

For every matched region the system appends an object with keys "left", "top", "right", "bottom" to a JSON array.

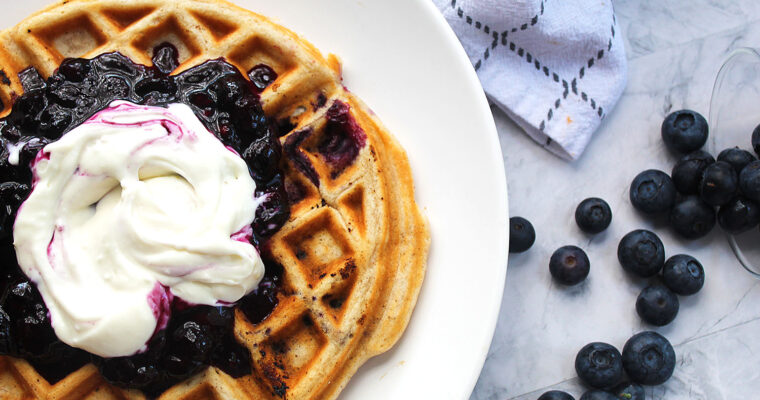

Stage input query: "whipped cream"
[{"left": 13, "top": 101, "right": 265, "bottom": 357}]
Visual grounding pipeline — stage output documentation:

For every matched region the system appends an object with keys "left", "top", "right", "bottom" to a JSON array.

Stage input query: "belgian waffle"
[{"left": 0, "top": 0, "right": 429, "bottom": 399}]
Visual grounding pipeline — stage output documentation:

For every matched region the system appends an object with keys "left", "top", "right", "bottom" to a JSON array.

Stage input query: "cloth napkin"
[{"left": 433, "top": 0, "right": 627, "bottom": 160}]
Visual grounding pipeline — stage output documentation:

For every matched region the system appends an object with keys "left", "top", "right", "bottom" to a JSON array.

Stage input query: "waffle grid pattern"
[{"left": 0, "top": 1, "right": 428, "bottom": 399}]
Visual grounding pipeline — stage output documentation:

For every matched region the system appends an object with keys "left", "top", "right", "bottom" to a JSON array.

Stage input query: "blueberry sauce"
[
  {"left": 320, "top": 101, "right": 367, "bottom": 179},
  {"left": 282, "top": 100, "right": 367, "bottom": 184},
  {"left": 0, "top": 43, "right": 289, "bottom": 395}
]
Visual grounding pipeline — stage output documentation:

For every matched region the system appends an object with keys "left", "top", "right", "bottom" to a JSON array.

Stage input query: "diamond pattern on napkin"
[{"left": 435, "top": 0, "right": 627, "bottom": 160}]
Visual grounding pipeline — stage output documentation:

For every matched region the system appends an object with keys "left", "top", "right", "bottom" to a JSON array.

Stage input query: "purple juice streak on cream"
[
  {"left": 231, "top": 225, "right": 253, "bottom": 243},
  {"left": 46, "top": 225, "right": 65, "bottom": 271},
  {"left": 147, "top": 282, "right": 173, "bottom": 335}
]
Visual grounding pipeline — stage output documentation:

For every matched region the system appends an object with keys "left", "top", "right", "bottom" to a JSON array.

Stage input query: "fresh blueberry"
[
  {"left": 671, "top": 150, "right": 714, "bottom": 195},
  {"left": 718, "top": 196, "right": 760, "bottom": 234},
  {"left": 580, "top": 390, "right": 617, "bottom": 400},
  {"left": 629, "top": 170, "right": 676, "bottom": 214},
  {"left": 617, "top": 230, "right": 665, "bottom": 277},
  {"left": 575, "top": 342, "right": 623, "bottom": 389},
  {"left": 753, "top": 123, "right": 760, "bottom": 156},
  {"left": 538, "top": 391, "right": 575, "bottom": 400},
  {"left": 662, "top": 254, "right": 705, "bottom": 295},
  {"left": 636, "top": 284, "right": 679, "bottom": 326},
  {"left": 622, "top": 331, "right": 676, "bottom": 385},
  {"left": 549, "top": 245, "right": 590, "bottom": 285},
  {"left": 575, "top": 197, "right": 612, "bottom": 234},
  {"left": 739, "top": 160, "right": 760, "bottom": 201},
  {"left": 612, "top": 382, "right": 645, "bottom": 400},
  {"left": 669, "top": 195, "right": 716, "bottom": 239},
  {"left": 718, "top": 147, "right": 756, "bottom": 175},
  {"left": 661, "top": 109, "right": 708, "bottom": 153},
  {"left": 700, "top": 161, "right": 738, "bottom": 206},
  {"left": 509, "top": 216, "right": 535, "bottom": 253}
]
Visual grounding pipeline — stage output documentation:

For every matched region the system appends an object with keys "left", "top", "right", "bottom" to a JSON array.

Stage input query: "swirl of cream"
[{"left": 13, "top": 101, "right": 264, "bottom": 357}]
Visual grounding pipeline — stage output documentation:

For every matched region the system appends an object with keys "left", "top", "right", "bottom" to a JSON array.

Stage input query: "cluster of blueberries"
[
  {"left": 633, "top": 109, "right": 760, "bottom": 238},
  {"left": 504, "top": 109, "right": 754, "bottom": 399}
]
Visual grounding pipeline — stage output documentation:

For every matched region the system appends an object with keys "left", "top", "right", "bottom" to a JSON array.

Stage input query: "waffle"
[{"left": 0, "top": 0, "right": 430, "bottom": 399}]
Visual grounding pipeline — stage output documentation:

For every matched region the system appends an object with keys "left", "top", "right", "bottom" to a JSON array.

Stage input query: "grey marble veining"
[{"left": 471, "top": 1, "right": 760, "bottom": 399}]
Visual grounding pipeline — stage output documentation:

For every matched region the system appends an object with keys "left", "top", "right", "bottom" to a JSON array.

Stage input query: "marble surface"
[{"left": 470, "top": 1, "right": 760, "bottom": 399}]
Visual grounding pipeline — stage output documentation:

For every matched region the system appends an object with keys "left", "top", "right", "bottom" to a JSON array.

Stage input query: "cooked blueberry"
[
  {"left": 248, "top": 64, "right": 277, "bottom": 91},
  {"left": 549, "top": 245, "right": 589, "bottom": 285},
  {"left": 18, "top": 137, "right": 49, "bottom": 168},
  {"left": 629, "top": 169, "right": 676, "bottom": 214},
  {"left": 538, "top": 391, "right": 575, "bottom": 400},
  {"left": 671, "top": 150, "right": 714, "bottom": 195},
  {"left": 37, "top": 104, "right": 72, "bottom": 138},
  {"left": 210, "top": 335, "right": 252, "bottom": 377},
  {"left": 753, "top": 123, "right": 760, "bottom": 156},
  {"left": 211, "top": 75, "right": 250, "bottom": 108},
  {"left": 636, "top": 284, "right": 679, "bottom": 326},
  {"left": 239, "top": 261, "right": 283, "bottom": 324},
  {"left": 718, "top": 196, "right": 760, "bottom": 234},
  {"left": 739, "top": 160, "right": 760, "bottom": 201},
  {"left": 612, "top": 382, "right": 644, "bottom": 400},
  {"left": 617, "top": 230, "right": 665, "bottom": 277},
  {"left": 176, "top": 59, "right": 237, "bottom": 87},
  {"left": 3, "top": 280, "right": 57, "bottom": 358},
  {"left": 243, "top": 138, "right": 280, "bottom": 182},
  {"left": 168, "top": 321, "right": 212, "bottom": 362},
  {"left": 18, "top": 67, "right": 46, "bottom": 93},
  {"left": 622, "top": 331, "right": 676, "bottom": 385},
  {"left": 700, "top": 161, "right": 738, "bottom": 206},
  {"left": 575, "top": 342, "right": 623, "bottom": 389},
  {"left": 253, "top": 183, "right": 290, "bottom": 238},
  {"left": 580, "top": 390, "right": 617, "bottom": 400},
  {"left": 575, "top": 197, "right": 612, "bottom": 234},
  {"left": 0, "top": 306, "right": 13, "bottom": 355},
  {"left": 0, "top": 207, "right": 11, "bottom": 240},
  {"left": 12, "top": 92, "right": 48, "bottom": 131},
  {"left": 509, "top": 216, "right": 535, "bottom": 253},
  {"left": 152, "top": 42, "right": 180, "bottom": 75},
  {"left": 47, "top": 81, "right": 83, "bottom": 107},
  {"left": 100, "top": 76, "right": 131, "bottom": 100},
  {"left": 718, "top": 147, "right": 756, "bottom": 175},
  {"left": 98, "top": 354, "right": 164, "bottom": 390},
  {"left": 135, "top": 77, "right": 177, "bottom": 98},
  {"left": 188, "top": 91, "right": 215, "bottom": 117},
  {"left": 29, "top": 340, "right": 91, "bottom": 383},
  {"left": 662, "top": 254, "right": 704, "bottom": 296},
  {"left": 57, "top": 58, "right": 91, "bottom": 82},
  {"left": 0, "top": 181, "right": 30, "bottom": 206},
  {"left": 661, "top": 109, "right": 708, "bottom": 153},
  {"left": 92, "top": 52, "right": 139, "bottom": 76},
  {"left": 669, "top": 195, "right": 716, "bottom": 239}
]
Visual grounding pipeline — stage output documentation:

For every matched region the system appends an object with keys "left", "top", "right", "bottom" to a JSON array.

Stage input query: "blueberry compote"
[{"left": 0, "top": 43, "right": 290, "bottom": 397}]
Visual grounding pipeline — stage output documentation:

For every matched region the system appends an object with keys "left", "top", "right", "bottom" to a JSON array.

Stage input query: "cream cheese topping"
[{"left": 13, "top": 101, "right": 264, "bottom": 357}]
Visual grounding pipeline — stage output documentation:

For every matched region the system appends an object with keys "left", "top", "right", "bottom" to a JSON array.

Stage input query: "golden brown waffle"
[{"left": 0, "top": 0, "right": 430, "bottom": 399}]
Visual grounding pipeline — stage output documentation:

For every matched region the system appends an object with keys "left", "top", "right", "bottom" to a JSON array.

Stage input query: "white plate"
[{"left": 2, "top": 1, "right": 509, "bottom": 398}]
